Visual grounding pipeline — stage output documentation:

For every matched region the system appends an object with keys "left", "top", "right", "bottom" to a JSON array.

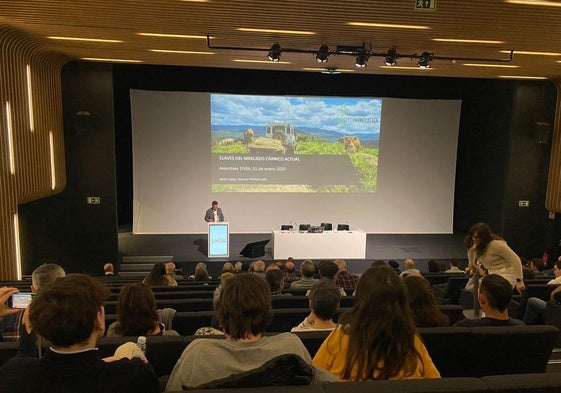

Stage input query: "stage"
[{"left": 118, "top": 230, "right": 468, "bottom": 275}]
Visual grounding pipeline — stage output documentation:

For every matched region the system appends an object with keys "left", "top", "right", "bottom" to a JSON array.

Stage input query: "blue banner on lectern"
[{"left": 208, "top": 223, "right": 229, "bottom": 257}]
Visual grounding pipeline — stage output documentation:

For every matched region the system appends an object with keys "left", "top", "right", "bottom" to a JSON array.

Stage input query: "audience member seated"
[
  {"left": 165, "top": 273, "right": 338, "bottom": 390},
  {"left": 193, "top": 266, "right": 211, "bottom": 283},
  {"left": 528, "top": 257, "right": 547, "bottom": 277},
  {"left": 522, "top": 284, "right": 561, "bottom": 325},
  {"left": 290, "top": 260, "right": 318, "bottom": 290},
  {"left": 445, "top": 258, "right": 464, "bottom": 274},
  {"left": 455, "top": 274, "right": 524, "bottom": 327},
  {"left": 284, "top": 258, "right": 298, "bottom": 284},
  {"left": 399, "top": 258, "right": 421, "bottom": 278},
  {"left": 403, "top": 275, "right": 449, "bottom": 327},
  {"left": 188, "top": 262, "right": 213, "bottom": 281},
  {"left": 1, "top": 263, "right": 65, "bottom": 342},
  {"left": 250, "top": 260, "right": 265, "bottom": 276},
  {"left": 547, "top": 261, "right": 561, "bottom": 285},
  {"left": 106, "top": 283, "right": 179, "bottom": 337},
  {"left": 222, "top": 262, "right": 234, "bottom": 273},
  {"left": 291, "top": 280, "right": 341, "bottom": 332},
  {"left": 104, "top": 262, "right": 116, "bottom": 276},
  {"left": 371, "top": 260, "right": 387, "bottom": 268},
  {"left": 0, "top": 287, "right": 20, "bottom": 341},
  {"left": 334, "top": 259, "right": 360, "bottom": 290},
  {"left": 266, "top": 269, "right": 290, "bottom": 296},
  {"left": 313, "top": 265, "right": 440, "bottom": 380},
  {"left": 307, "top": 261, "right": 346, "bottom": 297},
  {"left": 144, "top": 262, "right": 177, "bottom": 287},
  {"left": 165, "top": 262, "right": 183, "bottom": 282},
  {"left": 0, "top": 274, "right": 160, "bottom": 393}
]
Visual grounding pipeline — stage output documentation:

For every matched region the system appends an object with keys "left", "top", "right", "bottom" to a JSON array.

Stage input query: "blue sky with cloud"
[{"left": 211, "top": 94, "right": 382, "bottom": 135}]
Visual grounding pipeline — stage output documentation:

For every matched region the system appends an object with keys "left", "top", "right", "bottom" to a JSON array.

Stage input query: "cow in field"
[
  {"left": 243, "top": 129, "right": 255, "bottom": 145},
  {"left": 217, "top": 138, "right": 234, "bottom": 146},
  {"left": 338, "top": 136, "right": 361, "bottom": 152}
]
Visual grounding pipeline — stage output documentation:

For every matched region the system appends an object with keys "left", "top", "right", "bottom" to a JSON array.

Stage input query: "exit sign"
[{"left": 416, "top": 0, "right": 436, "bottom": 9}]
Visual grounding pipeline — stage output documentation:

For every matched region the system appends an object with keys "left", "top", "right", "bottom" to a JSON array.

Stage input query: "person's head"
[
  {"left": 309, "top": 280, "right": 341, "bottom": 321},
  {"left": 29, "top": 274, "right": 110, "bottom": 348},
  {"left": 266, "top": 263, "right": 280, "bottom": 272},
  {"left": 220, "top": 272, "right": 234, "bottom": 283},
  {"left": 103, "top": 263, "right": 114, "bottom": 274},
  {"left": 371, "top": 260, "right": 387, "bottom": 268},
  {"left": 265, "top": 269, "right": 284, "bottom": 293},
  {"left": 337, "top": 266, "right": 418, "bottom": 380},
  {"left": 285, "top": 260, "right": 295, "bottom": 273},
  {"left": 465, "top": 222, "right": 502, "bottom": 255},
  {"left": 529, "top": 258, "right": 545, "bottom": 272},
  {"left": 319, "top": 261, "right": 339, "bottom": 280},
  {"left": 478, "top": 274, "right": 513, "bottom": 313},
  {"left": 478, "top": 264, "right": 489, "bottom": 277},
  {"left": 240, "top": 262, "right": 250, "bottom": 272},
  {"left": 554, "top": 261, "right": 561, "bottom": 277},
  {"left": 449, "top": 258, "right": 459, "bottom": 268},
  {"left": 194, "top": 267, "right": 210, "bottom": 282},
  {"left": 234, "top": 261, "right": 242, "bottom": 273},
  {"left": 195, "top": 262, "right": 207, "bottom": 271},
  {"left": 116, "top": 283, "right": 159, "bottom": 336},
  {"left": 222, "top": 262, "right": 234, "bottom": 273},
  {"left": 334, "top": 259, "right": 348, "bottom": 272},
  {"left": 404, "top": 258, "right": 415, "bottom": 270},
  {"left": 31, "top": 263, "right": 66, "bottom": 293},
  {"left": 212, "top": 200, "right": 219, "bottom": 210},
  {"left": 253, "top": 260, "right": 265, "bottom": 273},
  {"left": 216, "top": 273, "right": 272, "bottom": 340},
  {"left": 165, "top": 262, "right": 176, "bottom": 275},
  {"left": 300, "top": 260, "right": 316, "bottom": 278},
  {"left": 145, "top": 262, "right": 168, "bottom": 286},
  {"left": 403, "top": 275, "right": 449, "bottom": 327}
]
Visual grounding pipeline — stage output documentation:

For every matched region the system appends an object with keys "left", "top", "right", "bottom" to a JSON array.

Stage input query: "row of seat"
[
  {"left": 1, "top": 326, "right": 556, "bottom": 378},
  {"left": 174, "top": 372, "right": 561, "bottom": 393},
  {"left": 104, "top": 304, "right": 465, "bottom": 336}
]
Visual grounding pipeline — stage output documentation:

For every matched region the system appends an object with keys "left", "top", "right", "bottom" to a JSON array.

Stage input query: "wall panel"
[
  {"left": 0, "top": 26, "right": 67, "bottom": 279},
  {"left": 546, "top": 81, "right": 561, "bottom": 213}
]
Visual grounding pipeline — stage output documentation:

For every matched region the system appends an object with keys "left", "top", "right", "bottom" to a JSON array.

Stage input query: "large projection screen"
[{"left": 131, "top": 90, "right": 461, "bottom": 234}]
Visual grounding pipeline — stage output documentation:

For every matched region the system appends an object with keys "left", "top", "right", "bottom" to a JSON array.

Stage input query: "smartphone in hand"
[{"left": 7, "top": 293, "right": 35, "bottom": 309}]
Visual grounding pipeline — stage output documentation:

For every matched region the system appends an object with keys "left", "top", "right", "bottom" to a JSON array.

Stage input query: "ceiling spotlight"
[
  {"left": 267, "top": 43, "right": 282, "bottom": 61},
  {"left": 315, "top": 44, "right": 330, "bottom": 63},
  {"left": 355, "top": 50, "right": 368, "bottom": 68},
  {"left": 385, "top": 48, "right": 397, "bottom": 66},
  {"left": 418, "top": 51, "right": 432, "bottom": 68}
]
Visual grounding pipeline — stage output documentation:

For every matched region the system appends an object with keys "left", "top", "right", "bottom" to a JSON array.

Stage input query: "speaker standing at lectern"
[{"left": 204, "top": 200, "right": 225, "bottom": 222}]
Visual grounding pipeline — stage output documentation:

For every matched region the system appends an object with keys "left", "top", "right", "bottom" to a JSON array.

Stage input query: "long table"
[{"left": 271, "top": 229, "right": 367, "bottom": 259}]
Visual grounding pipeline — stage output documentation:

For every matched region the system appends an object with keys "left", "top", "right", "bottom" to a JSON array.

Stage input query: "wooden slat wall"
[
  {"left": 546, "top": 81, "right": 561, "bottom": 214},
  {"left": 0, "top": 26, "right": 67, "bottom": 279}
]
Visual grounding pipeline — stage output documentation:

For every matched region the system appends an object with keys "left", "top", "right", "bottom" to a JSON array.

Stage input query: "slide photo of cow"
[{"left": 210, "top": 94, "right": 381, "bottom": 193}]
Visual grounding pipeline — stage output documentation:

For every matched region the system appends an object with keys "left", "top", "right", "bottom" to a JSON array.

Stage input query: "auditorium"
[{"left": 1, "top": 2, "right": 561, "bottom": 391}]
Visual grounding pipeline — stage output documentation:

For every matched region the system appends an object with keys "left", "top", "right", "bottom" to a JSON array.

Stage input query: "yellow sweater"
[{"left": 312, "top": 328, "right": 440, "bottom": 381}]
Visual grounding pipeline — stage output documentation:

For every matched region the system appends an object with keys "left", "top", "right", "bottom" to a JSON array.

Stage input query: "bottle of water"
[{"left": 136, "top": 336, "right": 147, "bottom": 355}]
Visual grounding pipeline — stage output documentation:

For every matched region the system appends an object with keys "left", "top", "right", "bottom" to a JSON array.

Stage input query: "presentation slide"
[
  {"left": 210, "top": 94, "right": 381, "bottom": 193},
  {"left": 130, "top": 90, "right": 461, "bottom": 234}
]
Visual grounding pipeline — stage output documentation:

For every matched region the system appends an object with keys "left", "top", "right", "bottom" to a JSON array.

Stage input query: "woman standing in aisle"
[{"left": 465, "top": 222, "right": 525, "bottom": 292}]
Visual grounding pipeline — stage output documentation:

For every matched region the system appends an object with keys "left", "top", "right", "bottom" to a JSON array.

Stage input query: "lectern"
[{"left": 208, "top": 222, "right": 229, "bottom": 257}]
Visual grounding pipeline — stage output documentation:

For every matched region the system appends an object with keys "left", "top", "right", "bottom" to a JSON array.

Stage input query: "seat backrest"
[{"left": 467, "top": 325, "right": 559, "bottom": 377}]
